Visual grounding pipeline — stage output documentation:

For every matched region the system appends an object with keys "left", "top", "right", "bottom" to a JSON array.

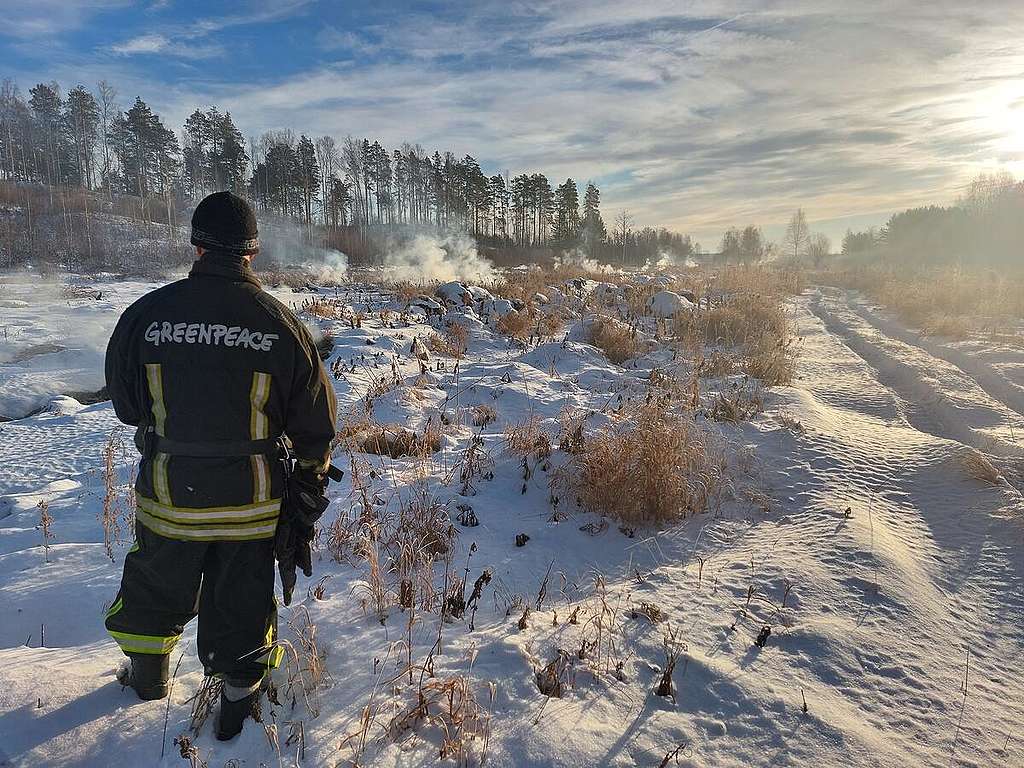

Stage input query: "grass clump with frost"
[
  {"left": 587, "top": 316, "right": 641, "bottom": 365},
  {"left": 557, "top": 403, "right": 725, "bottom": 527}
]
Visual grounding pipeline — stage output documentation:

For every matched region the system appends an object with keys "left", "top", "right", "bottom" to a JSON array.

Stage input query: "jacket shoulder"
[
  {"left": 254, "top": 290, "right": 314, "bottom": 344},
  {"left": 115, "top": 278, "right": 190, "bottom": 330}
]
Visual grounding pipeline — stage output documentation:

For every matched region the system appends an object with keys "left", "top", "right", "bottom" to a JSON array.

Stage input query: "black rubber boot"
[
  {"left": 117, "top": 653, "right": 170, "bottom": 701},
  {"left": 215, "top": 687, "right": 259, "bottom": 741}
]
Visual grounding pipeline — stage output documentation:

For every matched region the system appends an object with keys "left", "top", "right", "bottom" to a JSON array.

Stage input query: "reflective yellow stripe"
[
  {"left": 254, "top": 617, "right": 284, "bottom": 669},
  {"left": 137, "top": 495, "right": 281, "bottom": 523},
  {"left": 137, "top": 513, "right": 278, "bottom": 541},
  {"left": 145, "top": 363, "right": 167, "bottom": 436},
  {"left": 250, "top": 372, "right": 271, "bottom": 440},
  {"left": 145, "top": 364, "right": 172, "bottom": 505},
  {"left": 152, "top": 452, "right": 171, "bottom": 505},
  {"left": 109, "top": 629, "right": 180, "bottom": 655},
  {"left": 136, "top": 499, "right": 280, "bottom": 542},
  {"left": 106, "top": 598, "right": 123, "bottom": 618},
  {"left": 251, "top": 454, "right": 271, "bottom": 502},
  {"left": 256, "top": 645, "right": 285, "bottom": 669},
  {"left": 249, "top": 372, "right": 272, "bottom": 504}
]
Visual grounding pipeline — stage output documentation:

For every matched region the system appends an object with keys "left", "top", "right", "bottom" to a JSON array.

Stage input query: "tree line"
[
  {"left": 716, "top": 208, "right": 831, "bottom": 266},
  {"left": 839, "top": 172, "right": 1023, "bottom": 267},
  {"left": 0, "top": 77, "right": 698, "bottom": 270}
]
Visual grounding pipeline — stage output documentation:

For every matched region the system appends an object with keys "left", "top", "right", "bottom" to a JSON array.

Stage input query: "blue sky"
[{"left": 3, "top": 1, "right": 1024, "bottom": 246}]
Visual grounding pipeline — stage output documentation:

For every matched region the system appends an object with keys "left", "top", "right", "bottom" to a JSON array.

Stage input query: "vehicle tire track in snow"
[
  {"left": 760, "top": 296, "right": 1024, "bottom": 767},
  {"left": 843, "top": 290, "right": 1024, "bottom": 419},
  {"left": 808, "top": 288, "right": 1024, "bottom": 494}
]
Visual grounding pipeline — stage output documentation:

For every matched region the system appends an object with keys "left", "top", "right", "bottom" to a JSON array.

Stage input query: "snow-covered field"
[{"left": 0, "top": 273, "right": 1021, "bottom": 768}]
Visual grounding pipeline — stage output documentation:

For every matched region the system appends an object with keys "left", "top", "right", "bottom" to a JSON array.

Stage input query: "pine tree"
[
  {"left": 212, "top": 111, "right": 248, "bottom": 193},
  {"left": 112, "top": 97, "right": 179, "bottom": 199},
  {"left": 296, "top": 134, "right": 319, "bottom": 227},
  {"left": 554, "top": 178, "right": 580, "bottom": 243},
  {"left": 581, "top": 182, "right": 606, "bottom": 253},
  {"left": 29, "top": 83, "right": 64, "bottom": 187},
  {"left": 739, "top": 225, "right": 764, "bottom": 263},
  {"left": 63, "top": 86, "right": 99, "bottom": 188},
  {"left": 720, "top": 227, "right": 741, "bottom": 263}
]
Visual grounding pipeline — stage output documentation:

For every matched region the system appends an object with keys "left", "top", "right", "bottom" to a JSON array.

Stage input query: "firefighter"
[{"left": 103, "top": 191, "right": 337, "bottom": 740}]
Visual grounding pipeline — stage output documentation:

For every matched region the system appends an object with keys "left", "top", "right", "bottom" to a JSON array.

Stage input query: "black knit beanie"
[{"left": 190, "top": 191, "right": 260, "bottom": 255}]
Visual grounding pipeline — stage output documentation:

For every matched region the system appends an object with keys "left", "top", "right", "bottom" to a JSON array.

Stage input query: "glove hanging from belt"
[{"left": 275, "top": 454, "right": 343, "bottom": 606}]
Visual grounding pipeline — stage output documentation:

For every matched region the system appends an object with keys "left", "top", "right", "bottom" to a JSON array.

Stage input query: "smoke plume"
[{"left": 380, "top": 231, "right": 496, "bottom": 283}]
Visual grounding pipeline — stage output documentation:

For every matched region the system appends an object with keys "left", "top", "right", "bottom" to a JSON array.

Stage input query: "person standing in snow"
[{"left": 103, "top": 191, "right": 337, "bottom": 739}]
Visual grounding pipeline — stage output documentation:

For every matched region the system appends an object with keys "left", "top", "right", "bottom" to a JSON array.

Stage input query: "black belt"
[{"left": 151, "top": 435, "right": 279, "bottom": 457}]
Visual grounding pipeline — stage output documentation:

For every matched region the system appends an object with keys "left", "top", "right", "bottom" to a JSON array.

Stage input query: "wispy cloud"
[
  {"left": 110, "top": 33, "right": 170, "bottom": 55},
  {"left": 6, "top": 0, "right": 1024, "bottom": 244},
  {"left": 106, "top": 0, "right": 314, "bottom": 59},
  {"left": 2, "top": 0, "right": 129, "bottom": 40}
]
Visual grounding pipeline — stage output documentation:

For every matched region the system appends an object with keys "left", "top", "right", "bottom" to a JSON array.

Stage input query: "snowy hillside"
[{"left": 0, "top": 272, "right": 1021, "bottom": 768}]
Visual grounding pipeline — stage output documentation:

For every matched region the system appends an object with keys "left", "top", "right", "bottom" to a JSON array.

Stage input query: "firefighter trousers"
[{"left": 105, "top": 521, "right": 283, "bottom": 686}]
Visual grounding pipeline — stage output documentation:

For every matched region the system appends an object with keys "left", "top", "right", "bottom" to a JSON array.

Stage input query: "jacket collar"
[{"left": 188, "top": 250, "right": 262, "bottom": 287}]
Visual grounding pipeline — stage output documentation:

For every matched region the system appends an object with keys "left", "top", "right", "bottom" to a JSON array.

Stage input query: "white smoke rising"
[
  {"left": 381, "top": 231, "right": 496, "bottom": 283},
  {"left": 644, "top": 251, "right": 697, "bottom": 271},
  {"left": 299, "top": 249, "right": 349, "bottom": 285},
  {"left": 256, "top": 221, "right": 349, "bottom": 284},
  {"left": 553, "top": 248, "right": 616, "bottom": 274}
]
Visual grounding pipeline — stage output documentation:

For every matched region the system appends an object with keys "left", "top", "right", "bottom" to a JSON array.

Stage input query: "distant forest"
[
  {"left": 1, "top": 78, "right": 1020, "bottom": 275},
  {"left": 838, "top": 172, "right": 1024, "bottom": 268},
  {"left": 0, "top": 78, "right": 695, "bottom": 272}
]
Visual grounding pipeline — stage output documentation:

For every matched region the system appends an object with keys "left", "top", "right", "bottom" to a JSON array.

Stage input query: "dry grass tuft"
[
  {"left": 557, "top": 408, "right": 588, "bottom": 454},
  {"left": 960, "top": 449, "right": 1004, "bottom": 486},
  {"left": 504, "top": 415, "right": 552, "bottom": 458},
  {"left": 299, "top": 295, "right": 348, "bottom": 321},
  {"left": 187, "top": 676, "right": 223, "bottom": 735},
  {"left": 699, "top": 350, "right": 738, "bottom": 378},
  {"left": 587, "top": 316, "right": 641, "bottom": 364},
  {"left": 698, "top": 293, "right": 789, "bottom": 348},
  {"left": 495, "top": 309, "right": 532, "bottom": 340},
  {"left": 826, "top": 264, "right": 1024, "bottom": 336},
  {"left": 37, "top": 499, "right": 54, "bottom": 562},
  {"left": 680, "top": 290, "right": 797, "bottom": 386},
  {"left": 922, "top": 313, "right": 971, "bottom": 340},
  {"left": 741, "top": 331, "right": 797, "bottom": 387},
  {"left": 281, "top": 607, "right": 331, "bottom": 718},
  {"left": 470, "top": 404, "right": 497, "bottom": 428},
  {"left": 350, "top": 423, "right": 441, "bottom": 458},
  {"left": 387, "top": 675, "right": 491, "bottom": 764},
  {"left": 432, "top": 321, "right": 469, "bottom": 358},
  {"left": 556, "top": 403, "right": 724, "bottom": 526},
  {"left": 100, "top": 426, "right": 135, "bottom": 561},
  {"left": 386, "top": 492, "right": 455, "bottom": 566},
  {"left": 710, "top": 380, "right": 765, "bottom": 422}
]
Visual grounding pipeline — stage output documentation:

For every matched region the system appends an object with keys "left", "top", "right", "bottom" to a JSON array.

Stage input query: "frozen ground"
[{"left": 0, "top": 275, "right": 1021, "bottom": 767}]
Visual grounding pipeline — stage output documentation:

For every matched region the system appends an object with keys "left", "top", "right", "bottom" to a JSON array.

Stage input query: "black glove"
[
  {"left": 290, "top": 466, "right": 332, "bottom": 528},
  {"left": 275, "top": 464, "right": 341, "bottom": 606}
]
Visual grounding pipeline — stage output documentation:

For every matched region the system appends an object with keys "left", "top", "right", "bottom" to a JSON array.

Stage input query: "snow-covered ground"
[{"left": 0, "top": 275, "right": 1021, "bottom": 767}]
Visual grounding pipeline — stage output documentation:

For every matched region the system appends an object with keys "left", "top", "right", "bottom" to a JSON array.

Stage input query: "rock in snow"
[
  {"left": 436, "top": 281, "right": 473, "bottom": 306},
  {"left": 646, "top": 290, "right": 695, "bottom": 318},
  {"left": 480, "top": 298, "right": 516, "bottom": 319},
  {"left": 467, "top": 285, "right": 495, "bottom": 303}
]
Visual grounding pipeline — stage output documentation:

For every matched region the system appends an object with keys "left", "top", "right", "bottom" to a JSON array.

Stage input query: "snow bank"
[
  {"left": 647, "top": 290, "right": 695, "bottom": 318},
  {"left": 2, "top": 278, "right": 1023, "bottom": 768}
]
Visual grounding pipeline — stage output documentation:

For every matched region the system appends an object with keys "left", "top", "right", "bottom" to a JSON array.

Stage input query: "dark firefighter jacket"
[{"left": 105, "top": 251, "right": 337, "bottom": 542}]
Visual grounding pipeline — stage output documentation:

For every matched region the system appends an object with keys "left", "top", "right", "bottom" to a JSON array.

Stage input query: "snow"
[
  {"left": 0, "top": 275, "right": 1022, "bottom": 768},
  {"left": 646, "top": 290, "right": 696, "bottom": 318},
  {"left": 479, "top": 298, "right": 516, "bottom": 320},
  {"left": 436, "top": 281, "right": 473, "bottom": 306}
]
